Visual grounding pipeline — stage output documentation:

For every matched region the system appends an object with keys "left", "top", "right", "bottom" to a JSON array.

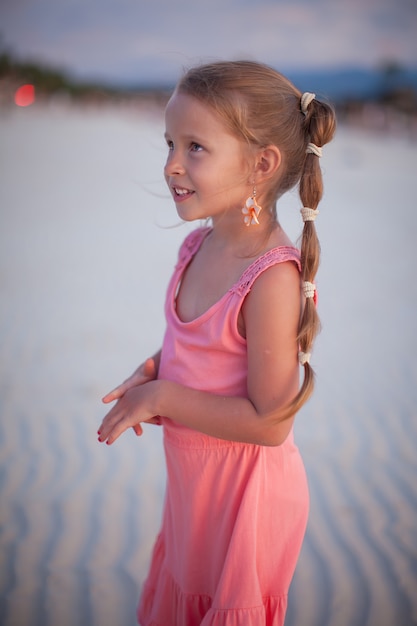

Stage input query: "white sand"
[{"left": 0, "top": 103, "right": 416, "bottom": 626}]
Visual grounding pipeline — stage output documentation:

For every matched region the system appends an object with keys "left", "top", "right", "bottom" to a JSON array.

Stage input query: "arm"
[{"left": 98, "top": 262, "right": 301, "bottom": 446}]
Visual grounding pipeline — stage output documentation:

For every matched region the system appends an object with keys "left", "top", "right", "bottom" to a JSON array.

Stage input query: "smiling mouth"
[{"left": 173, "top": 186, "right": 194, "bottom": 198}]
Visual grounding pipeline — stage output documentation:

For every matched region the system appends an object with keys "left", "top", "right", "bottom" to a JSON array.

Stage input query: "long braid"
[{"left": 286, "top": 95, "right": 336, "bottom": 415}]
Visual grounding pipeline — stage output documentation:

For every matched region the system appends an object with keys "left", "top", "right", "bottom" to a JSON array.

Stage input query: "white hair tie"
[
  {"left": 301, "top": 92, "right": 316, "bottom": 115},
  {"left": 299, "top": 351, "right": 311, "bottom": 365},
  {"left": 306, "top": 142, "right": 322, "bottom": 157},
  {"left": 300, "top": 207, "right": 319, "bottom": 222},
  {"left": 303, "top": 281, "right": 316, "bottom": 298}
]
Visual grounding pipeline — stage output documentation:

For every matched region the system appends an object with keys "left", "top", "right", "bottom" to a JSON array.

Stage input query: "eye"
[
  {"left": 166, "top": 139, "right": 174, "bottom": 151},
  {"left": 190, "top": 142, "right": 203, "bottom": 152}
]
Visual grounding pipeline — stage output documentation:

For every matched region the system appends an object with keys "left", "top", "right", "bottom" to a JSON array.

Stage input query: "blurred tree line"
[
  {"left": 0, "top": 47, "right": 173, "bottom": 108},
  {"left": 0, "top": 49, "right": 117, "bottom": 99}
]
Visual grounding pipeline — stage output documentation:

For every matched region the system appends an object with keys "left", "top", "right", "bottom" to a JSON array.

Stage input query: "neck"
[{"left": 209, "top": 210, "right": 279, "bottom": 256}]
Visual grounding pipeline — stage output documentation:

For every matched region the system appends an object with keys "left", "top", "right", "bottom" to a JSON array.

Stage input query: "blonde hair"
[{"left": 177, "top": 60, "right": 336, "bottom": 417}]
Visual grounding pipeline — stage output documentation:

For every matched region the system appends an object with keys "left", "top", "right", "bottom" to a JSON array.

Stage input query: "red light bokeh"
[{"left": 14, "top": 84, "right": 36, "bottom": 107}]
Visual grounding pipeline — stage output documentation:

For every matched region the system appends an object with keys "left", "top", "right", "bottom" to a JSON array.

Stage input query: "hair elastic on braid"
[
  {"left": 298, "top": 351, "right": 311, "bottom": 366},
  {"left": 300, "top": 207, "right": 319, "bottom": 222},
  {"left": 301, "top": 92, "right": 315, "bottom": 115},
  {"left": 306, "top": 142, "right": 322, "bottom": 157},
  {"left": 303, "top": 281, "right": 316, "bottom": 298}
]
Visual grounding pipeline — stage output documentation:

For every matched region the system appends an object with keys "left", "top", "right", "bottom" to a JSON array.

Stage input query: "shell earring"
[{"left": 242, "top": 186, "right": 262, "bottom": 226}]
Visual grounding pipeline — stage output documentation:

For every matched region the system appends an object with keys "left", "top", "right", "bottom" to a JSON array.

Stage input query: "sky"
[{"left": 1, "top": 0, "right": 417, "bottom": 86}]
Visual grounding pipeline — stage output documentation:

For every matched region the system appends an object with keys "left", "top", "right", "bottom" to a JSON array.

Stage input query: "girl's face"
[{"left": 164, "top": 92, "right": 252, "bottom": 224}]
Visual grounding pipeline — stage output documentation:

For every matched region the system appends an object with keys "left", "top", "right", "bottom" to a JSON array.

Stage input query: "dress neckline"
[{"left": 171, "top": 228, "right": 300, "bottom": 327}]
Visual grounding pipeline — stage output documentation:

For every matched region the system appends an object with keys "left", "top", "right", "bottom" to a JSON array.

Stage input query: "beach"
[{"left": 0, "top": 103, "right": 416, "bottom": 626}]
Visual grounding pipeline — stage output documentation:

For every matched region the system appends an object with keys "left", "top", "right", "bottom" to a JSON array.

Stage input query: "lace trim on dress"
[{"left": 231, "top": 247, "right": 301, "bottom": 298}]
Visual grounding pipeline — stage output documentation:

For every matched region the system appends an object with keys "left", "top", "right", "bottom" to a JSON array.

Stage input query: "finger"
[
  {"left": 132, "top": 424, "right": 143, "bottom": 436},
  {"left": 143, "top": 357, "right": 156, "bottom": 379},
  {"left": 98, "top": 401, "right": 140, "bottom": 445},
  {"left": 98, "top": 417, "right": 125, "bottom": 445},
  {"left": 102, "top": 373, "right": 151, "bottom": 404},
  {"left": 102, "top": 378, "right": 138, "bottom": 403},
  {"left": 102, "top": 385, "right": 126, "bottom": 404},
  {"left": 97, "top": 401, "right": 123, "bottom": 438},
  {"left": 102, "top": 418, "right": 132, "bottom": 445}
]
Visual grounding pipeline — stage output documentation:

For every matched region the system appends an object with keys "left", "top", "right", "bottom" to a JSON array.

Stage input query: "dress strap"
[
  {"left": 232, "top": 246, "right": 301, "bottom": 298},
  {"left": 176, "top": 227, "right": 211, "bottom": 268}
]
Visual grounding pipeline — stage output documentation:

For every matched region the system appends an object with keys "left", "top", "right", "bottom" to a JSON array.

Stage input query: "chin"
[{"left": 176, "top": 208, "right": 206, "bottom": 223}]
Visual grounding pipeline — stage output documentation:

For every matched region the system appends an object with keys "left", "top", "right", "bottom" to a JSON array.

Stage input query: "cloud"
[{"left": 1, "top": 0, "right": 416, "bottom": 85}]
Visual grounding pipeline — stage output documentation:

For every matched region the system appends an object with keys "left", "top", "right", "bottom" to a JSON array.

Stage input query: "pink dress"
[{"left": 137, "top": 227, "right": 309, "bottom": 626}]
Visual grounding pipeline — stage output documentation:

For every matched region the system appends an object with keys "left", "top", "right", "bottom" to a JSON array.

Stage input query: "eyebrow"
[{"left": 164, "top": 131, "right": 206, "bottom": 144}]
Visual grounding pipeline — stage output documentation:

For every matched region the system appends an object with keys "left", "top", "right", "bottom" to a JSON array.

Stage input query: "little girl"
[{"left": 98, "top": 60, "right": 336, "bottom": 625}]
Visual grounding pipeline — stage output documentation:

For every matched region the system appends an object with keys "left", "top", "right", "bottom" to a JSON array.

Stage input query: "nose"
[{"left": 164, "top": 149, "right": 186, "bottom": 177}]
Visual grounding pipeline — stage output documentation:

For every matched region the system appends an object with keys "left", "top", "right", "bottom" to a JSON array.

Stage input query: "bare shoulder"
[
  {"left": 246, "top": 259, "right": 300, "bottom": 307},
  {"left": 239, "top": 259, "right": 300, "bottom": 339}
]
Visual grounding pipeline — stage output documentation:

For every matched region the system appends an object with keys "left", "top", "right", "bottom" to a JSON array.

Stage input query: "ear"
[{"left": 254, "top": 145, "right": 282, "bottom": 182}]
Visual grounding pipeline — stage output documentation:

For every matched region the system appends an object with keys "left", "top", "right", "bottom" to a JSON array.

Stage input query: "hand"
[
  {"left": 98, "top": 381, "right": 161, "bottom": 445},
  {"left": 102, "top": 357, "right": 157, "bottom": 404},
  {"left": 100, "top": 357, "right": 161, "bottom": 439}
]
